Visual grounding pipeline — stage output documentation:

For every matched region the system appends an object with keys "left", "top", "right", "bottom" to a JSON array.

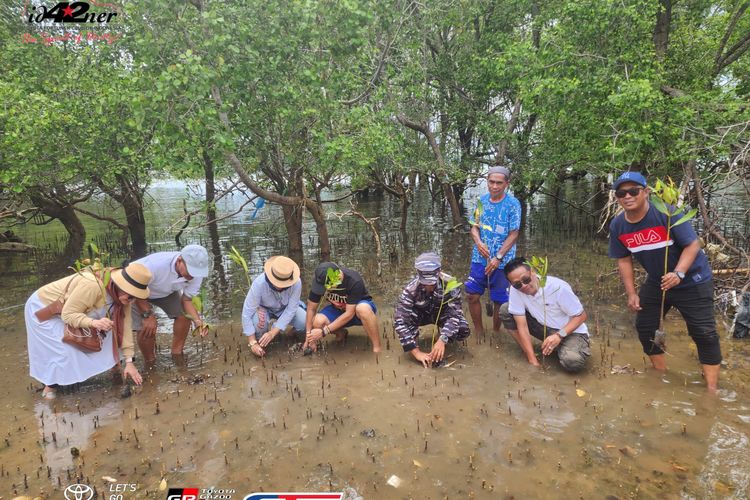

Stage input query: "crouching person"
[
  {"left": 394, "top": 252, "right": 470, "bottom": 367},
  {"left": 304, "top": 262, "right": 381, "bottom": 353},
  {"left": 243, "top": 256, "right": 306, "bottom": 357},
  {"left": 131, "top": 245, "right": 210, "bottom": 360},
  {"left": 500, "top": 257, "right": 590, "bottom": 372}
]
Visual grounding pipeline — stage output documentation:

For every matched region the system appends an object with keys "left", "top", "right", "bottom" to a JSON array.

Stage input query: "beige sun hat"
[
  {"left": 263, "top": 256, "right": 301, "bottom": 289},
  {"left": 110, "top": 262, "right": 152, "bottom": 299}
]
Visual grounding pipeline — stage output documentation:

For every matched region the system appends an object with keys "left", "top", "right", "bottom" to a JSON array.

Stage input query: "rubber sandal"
[{"left": 42, "top": 389, "right": 57, "bottom": 400}]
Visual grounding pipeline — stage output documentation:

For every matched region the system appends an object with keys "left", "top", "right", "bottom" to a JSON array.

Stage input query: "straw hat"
[
  {"left": 263, "top": 256, "right": 301, "bottom": 289},
  {"left": 111, "top": 263, "right": 152, "bottom": 299}
]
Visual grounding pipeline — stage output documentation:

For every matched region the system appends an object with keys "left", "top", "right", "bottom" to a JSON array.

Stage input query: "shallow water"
[{"left": 0, "top": 180, "right": 749, "bottom": 499}]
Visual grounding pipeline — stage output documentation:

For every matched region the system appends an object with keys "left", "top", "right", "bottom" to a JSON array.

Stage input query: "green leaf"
[
  {"left": 192, "top": 294, "right": 203, "bottom": 313},
  {"left": 325, "top": 267, "right": 342, "bottom": 289},
  {"left": 650, "top": 194, "right": 669, "bottom": 215},
  {"left": 229, "top": 246, "right": 249, "bottom": 276},
  {"left": 527, "top": 255, "right": 549, "bottom": 287},
  {"left": 670, "top": 208, "right": 697, "bottom": 228},
  {"left": 443, "top": 279, "right": 461, "bottom": 294},
  {"left": 229, "top": 246, "right": 251, "bottom": 288}
]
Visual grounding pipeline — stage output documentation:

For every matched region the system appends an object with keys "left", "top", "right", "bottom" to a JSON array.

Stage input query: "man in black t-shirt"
[{"left": 304, "top": 262, "right": 381, "bottom": 353}]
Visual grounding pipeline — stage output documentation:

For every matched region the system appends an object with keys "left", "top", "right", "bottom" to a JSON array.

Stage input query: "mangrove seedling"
[
  {"left": 228, "top": 246, "right": 251, "bottom": 289},
  {"left": 325, "top": 267, "right": 343, "bottom": 291},
  {"left": 303, "top": 267, "right": 340, "bottom": 355},
  {"left": 527, "top": 255, "right": 550, "bottom": 367},
  {"left": 649, "top": 177, "right": 697, "bottom": 351},
  {"left": 187, "top": 287, "right": 212, "bottom": 336},
  {"left": 71, "top": 241, "right": 112, "bottom": 298},
  {"left": 431, "top": 277, "right": 462, "bottom": 352},
  {"left": 469, "top": 199, "right": 495, "bottom": 317}
]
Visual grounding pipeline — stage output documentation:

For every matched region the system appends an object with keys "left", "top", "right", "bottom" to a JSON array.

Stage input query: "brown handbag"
[
  {"left": 62, "top": 324, "right": 105, "bottom": 352},
  {"left": 34, "top": 299, "right": 64, "bottom": 322}
]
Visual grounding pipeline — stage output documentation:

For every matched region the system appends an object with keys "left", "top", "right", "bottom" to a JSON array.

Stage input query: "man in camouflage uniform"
[{"left": 394, "top": 252, "right": 471, "bottom": 367}]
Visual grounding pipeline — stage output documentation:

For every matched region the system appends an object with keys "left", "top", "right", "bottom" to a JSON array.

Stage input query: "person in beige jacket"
[{"left": 24, "top": 263, "right": 153, "bottom": 399}]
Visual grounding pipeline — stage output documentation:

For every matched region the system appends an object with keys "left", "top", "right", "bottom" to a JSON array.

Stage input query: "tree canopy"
[{"left": 1, "top": 0, "right": 748, "bottom": 257}]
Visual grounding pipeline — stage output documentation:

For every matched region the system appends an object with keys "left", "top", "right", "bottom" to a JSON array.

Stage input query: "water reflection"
[{"left": 34, "top": 399, "right": 125, "bottom": 482}]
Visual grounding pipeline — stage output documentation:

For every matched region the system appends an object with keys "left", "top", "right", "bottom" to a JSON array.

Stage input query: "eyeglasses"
[
  {"left": 615, "top": 187, "right": 645, "bottom": 198},
  {"left": 511, "top": 275, "right": 532, "bottom": 289}
]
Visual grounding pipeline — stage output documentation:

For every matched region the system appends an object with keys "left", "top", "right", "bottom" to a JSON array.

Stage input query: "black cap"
[{"left": 311, "top": 262, "right": 340, "bottom": 296}]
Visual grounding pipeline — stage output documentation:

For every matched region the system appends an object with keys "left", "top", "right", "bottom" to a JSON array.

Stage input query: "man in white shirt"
[
  {"left": 499, "top": 257, "right": 590, "bottom": 372},
  {"left": 131, "top": 245, "right": 210, "bottom": 360}
]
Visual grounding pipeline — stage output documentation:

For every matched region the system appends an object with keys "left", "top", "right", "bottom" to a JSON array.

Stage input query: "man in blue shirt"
[
  {"left": 465, "top": 166, "right": 521, "bottom": 337},
  {"left": 608, "top": 171, "right": 720, "bottom": 392}
]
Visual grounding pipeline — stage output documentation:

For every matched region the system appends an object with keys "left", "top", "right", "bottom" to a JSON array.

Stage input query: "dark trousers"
[{"left": 635, "top": 280, "right": 721, "bottom": 365}]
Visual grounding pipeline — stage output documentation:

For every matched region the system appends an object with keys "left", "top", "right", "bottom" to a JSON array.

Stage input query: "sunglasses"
[
  {"left": 511, "top": 275, "right": 532, "bottom": 289},
  {"left": 615, "top": 187, "right": 645, "bottom": 198}
]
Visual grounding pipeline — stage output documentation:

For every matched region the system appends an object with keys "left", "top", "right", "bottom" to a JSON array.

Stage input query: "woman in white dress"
[{"left": 25, "top": 263, "right": 153, "bottom": 399}]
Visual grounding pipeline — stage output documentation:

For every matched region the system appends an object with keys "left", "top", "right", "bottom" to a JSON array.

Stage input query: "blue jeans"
[{"left": 252, "top": 301, "right": 307, "bottom": 335}]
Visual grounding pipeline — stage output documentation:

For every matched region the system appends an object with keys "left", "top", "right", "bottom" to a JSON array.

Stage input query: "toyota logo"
[{"left": 64, "top": 483, "right": 94, "bottom": 500}]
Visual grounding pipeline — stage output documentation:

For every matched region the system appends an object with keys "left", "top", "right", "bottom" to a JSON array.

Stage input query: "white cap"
[{"left": 181, "top": 244, "right": 209, "bottom": 278}]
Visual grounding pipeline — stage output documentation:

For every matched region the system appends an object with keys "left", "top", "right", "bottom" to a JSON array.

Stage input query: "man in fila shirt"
[{"left": 608, "top": 171, "right": 720, "bottom": 392}]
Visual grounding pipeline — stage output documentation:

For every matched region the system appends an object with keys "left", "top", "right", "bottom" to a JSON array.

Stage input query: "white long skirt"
[{"left": 25, "top": 291, "right": 116, "bottom": 386}]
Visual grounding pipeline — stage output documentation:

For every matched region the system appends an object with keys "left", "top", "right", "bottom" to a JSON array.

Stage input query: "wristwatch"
[
  {"left": 439, "top": 334, "right": 450, "bottom": 344},
  {"left": 674, "top": 271, "right": 685, "bottom": 280},
  {"left": 141, "top": 309, "right": 154, "bottom": 319},
  {"left": 557, "top": 328, "right": 568, "bottom": 339},
  {"left": 495, "top": 250, "right": 504, "bottom": 260}
]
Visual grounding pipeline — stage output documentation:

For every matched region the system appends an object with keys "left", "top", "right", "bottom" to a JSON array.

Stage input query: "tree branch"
[
  {"left": 716, "top": 30, "right": 750, "bottom": 73},
  {"left": 495, "top": 95, "right": 522, "bottom": 165},
  {"left": 714, "top": 1, "right": 750, "bottom": 73},
  {"left": 211, "top": 85, "right": 306, "bottom": 208}
]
